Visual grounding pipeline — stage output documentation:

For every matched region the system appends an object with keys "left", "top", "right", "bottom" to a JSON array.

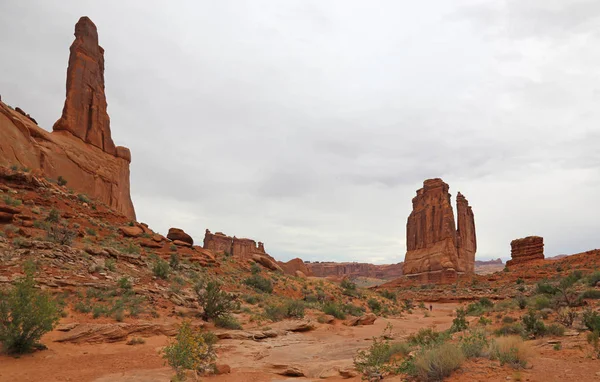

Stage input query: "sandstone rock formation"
[
  {"left": 278, "top": 258, "right": 313, "bottom": 277},
  {"left": 167, "top": 228, "right": 193, "bottom": 245},
  {"left": 203, "top": 229, "right": 281, "bottom": 271},
  {"left": 403, "top": 178, "right": 476, "bottom": 283},
  {"left": 506, "top": 236, "right": 544, "bottom": 266},
  {"left": 306, "top": 261, "right": 403, "bottom": 279},
  {"left": 0, "top": 17, "right": 135, "bottom": 219}
]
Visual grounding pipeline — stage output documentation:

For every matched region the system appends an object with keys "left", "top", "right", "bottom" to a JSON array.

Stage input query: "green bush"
[
  {"left": 195, "top": 279, "right": 237, "bottom": 321},
  {"left": 250, "top": 262, "right": 261, "bottom": 275},
  {"left": 367, "top": 298, "right": 382, "bottom": 314},
  {"left": 152, "top": 258, "right": 170, "bottom": 279},
  {"left": 491, "top": 336, "right": 529, "bottom": 369},
  {"left": 450, "top": 308, "right": 469, "bottom": 333},
  {"left": 502, "top": 316, "right": 516, "bottom": 324},
  {"left": 341, "top": 278, "right": 357, "bottom": 291},
  {"left": 581, "top": 290, "right": 600, "bottom": 299},
  {"left": 536, "top": 281, "right": 557, "bottom": 295},
  {"left": 465, "top": 302, "right": 487, "bottom": 316},
  {"left": 118, "top": 277, "right": 132, "bottom": 290},
  {"left": 414, "top": 342, "right": 464, "bottom": 381},
  {"left": 460, "top": 329, "right": 488, "bottom": 358},
  {"left": 242, "top": 295, "right": 260, "bottom": 305},
  {"left": 408, "top": 328, "right": 447, "bottom": 347},
  {"left": 169, "top": 253, "right": 180, "bottom": 270},
  {"left": 556, "top": 307, "right": 576, "bottom": 327},
  {"left": 494, "top": 323, "right": 525, "bottom": 337},
  {"left": 244, "top": 274, "right": 273, "bottom": 293},
  {"left": 285, "top": 300, "right": 305, "bottom": 319},
  {"left": 214, "top": 314, "right": 242, "bottom": 330},
  {"left": 354, "top": 336, "right": 410, "bottom": 379},
  {"left": 264, "top": 304, "right": 286, "bottom": 322},
  {"left": 163, "top": 322, "right": 216, "bottom": 379},
  {"left": 57, "top": 176, "right": 67, "bottom": 186},
  {"left": 522, "top": 310, "right": 546, "bottom": 337},
  {"left": 583, "top": 308, "right": 600, "bottom": 332},
  {"left": 322, "top": 302, "right": 346, "bottom": 319},
  {"left": 379, "top": 289, "right": 397, "bottom": 301},
  {"left": 343, "top": 303, "right": 365, "bottom": 317},
  {"left": 515, "top": 295, "right": 528, "bottom": 310},
  {"left": 533, "top": 295, "right": 551, "bottom": 310},
  {"left": 546, "top": 323, "right": 565, "bottom": 336},
  {"left": 46, "top": 208, "right": 60, "bottom": 223},
  {"left": 105, "top": 259, "right": 116, "bottom": 272},
  {"left": 77, "top": 194, "right": 91, "bottom": 204},
  {"left": 587, "top": 271, "right": 600, "bottom": 287},
  {"left": 46, "top": 224, "right": 76, "bottom": 245},
  {"left": 0, "top": 265, "right": 61, "bottom": 354},
  {"left": 478, "top": 297, "right": 494, "bottom": 308}
]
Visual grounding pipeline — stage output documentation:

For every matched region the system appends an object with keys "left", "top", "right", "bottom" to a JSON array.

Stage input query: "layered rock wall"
[
  {"left": 506, "top": 236, "right": 544, "bottom": 266},
  {"left": 0, "top": 17, "right": 135, "bottom": 219},
  {"left": 403, "top": 178, "right": 476, "bottom": 283},
  {"left": 306, "top": 262, "right": 403, "bottom": 279}
]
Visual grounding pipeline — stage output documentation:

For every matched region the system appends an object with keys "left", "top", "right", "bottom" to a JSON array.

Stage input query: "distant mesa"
[
  {"left": 0, "top": 16, "right": 135, "bottom": 219},
  {"left": 306, "top": 261, "right": 403, "bottom": 279},
  {"left": 403, "top": 178, "right": 477, "bottom": 283},
  {"left": 506, "top": 236, "right": 544, "bottom": 266}
]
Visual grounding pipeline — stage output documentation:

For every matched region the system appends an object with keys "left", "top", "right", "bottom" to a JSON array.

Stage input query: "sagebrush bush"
[
  {"left": 494, "top": 323, "right": 525, "bottom": 337},
  {"left": 322, "top": 302, "right": 346, "bottom": 320},
  {"left": 556, "top": 307, "right": 576, "bottom": 327},
  {"left": 450, "top": 308, "right": 468, "bottom": 333},
  {"left": 408, "top": 328, "right": 448, "bottom": 347},
  {"left": 522, "top": 310, "right": 546, "bottom": 337},
  {"left": 195, "top": 279, "right": 237, "bottom": 321},
  {"left": 414, "top": 342, "right": 464, "bottom": 381},
  {"left": 491, "top": 336, "right": 530, "bottom": 369},
  {"left": 367, "top": 298, "right": 382, "bottom": 314},
  {"left": 0, "top": 265, "right": 61, "bottom": 354},
  {"left": 243, "top": 274, "right": 273, "bottom": 293},
  {"left": 354, "top": 336, "right": 409, "bottom": 379},
  {"left": 214, "top": 314, "right": 242, "bottom": 330},
  {"left": 46, "top": 224, "right": 76, "bottom": 245},
  {"left": 460, "top": 329, "right": 488, "bottom": 358},
  {"left": 163, "top": 322, "right": 216, "bottom": 379},
  {"left": 152, "top": 258, "right": 170, "bottom": 279},
  {"left": 583, "top": 308, "right": 600, "bottom": 332}
]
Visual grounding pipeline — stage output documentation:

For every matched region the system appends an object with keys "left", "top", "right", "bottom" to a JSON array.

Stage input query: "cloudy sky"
[{"left": 1, "top": 0, "right": 599, "bottom": 264}]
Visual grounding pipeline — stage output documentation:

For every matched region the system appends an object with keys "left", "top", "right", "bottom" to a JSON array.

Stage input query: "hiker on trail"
[{"left": 429, "top": 304, "right": 432, "bottom": 312}]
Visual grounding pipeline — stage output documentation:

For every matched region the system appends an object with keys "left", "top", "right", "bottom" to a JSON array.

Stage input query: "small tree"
[
  {"left": 163, "top": 321, "right": 216, "bottom": 380},
  {"left": 450, "top": 308, "right": 469, "bottom": 333},
  {"left": 195, "top": 279, "right": 237, "bottom": 321},
  {"left": 0, "top": 264, "right": 61, "bottom": 354}
]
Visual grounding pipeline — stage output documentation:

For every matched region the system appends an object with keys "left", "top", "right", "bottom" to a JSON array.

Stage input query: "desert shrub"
[
  {"left": 77, "top": 194, "right": 91, "bottom": 203},
  {"left": 123, "top": 241, "right": 141, "bottom": 254},
  {"left": 491, "top": 336, "right": 530, "bottom": 369},
  {"left": 408, "top": 328, "right": 448, "bottom": 347},
  {"left": 479, "top": 297, "right": 494, "bottom": 308},
  {"left": 341, "top": 278, "right": 357, "bottom": 291},
  {"left": 343, "top": 303, "right": 365, "bottom": 316},
  {"left": 379, "top": 289, "right": 397, "bottom": 301},
  {"left": 522, "top": 310, "right": 546, "bottom": 337},
  {"left": 163, "top": 322, "right": 216, "bottom": 380},
  {"left": 195, "top": 279, "right": 237, "bottom": 321},
  {"left": 0, "top": 265, "right": 61, "bottom": 354},
  {"left": 587, "top": 271, "right": 600, "bottom": 287},
  {"left": 414, "top": 342, "right": 464, "bottom": 381},
  {"left": 250, "top": 262, "right": 261, "bottom": 275},
  {"left": 126, "top": 337, "right": 145, "bottom": 345},
  {"left": 450, "top": 308, "right": 469, "bottom": 333},
  {"left": 322, "top": 302, "right": 346, "bottom": 319},
  {"left": 118, "top": 277, "right": 132, "bottom": 291},
  {"left": 2, "top": 195, "right": 22, "bottom": 207},
  {"left": 581, "top": 290, "right": 600, "bottom": 300},
  {"left": 169, "top": 253, "right": 180, "bottom": 270},
  {"left": 264, "top": 304, "right": 286, "bottom": 322},
  {"left": 546, "top": 323, "right": 565, "bottom": 336},
  {"left": 46, "top": 224, "right": 76, "bottom": 245},
  {"left": 403, "top": 299, "right": 415, "bottom": 312},
  {"left": 242, "top": 295, "right": 260, "bottom": 305},
  {"left": 478, "top": 316, "right": 492, "bottom": 326},
  {"left": 214, "top": 315, "right": 242, "bottom": 330},
  {"left": 582, "top": 308, "right": 600, "bottom": 332},
  {"left": 494, "top": 323, "right": 525, "bottom": 337},
  {"left": 460, "top": 329, "right": 489, "bottom": 358},
  {"left": 368, "top": 298, "right": 382, "bottom": 314},
  {"left": 556, "top": 307, "right": 576, "bottom": 327},
  {"left": 285, "top": 300, "right": 305, "bottom": 319},
  {"left": 152, "top": 258, "right": 170, "bottom": 279},
  {"left": 105, "top": 259, "right": 116, "bottom": 272},
  {"left": 515, "top": 295, "right": 527, "bottom": 310},
  {"left": 354, "top": 336, "right": 410, "bottom": 380},
  {"left": 57, "top": 176, "right": 67, "bottom": 186},
  {"left": 46, "top": 208, "right": 60, "bottom": 223},
  {"left": 85, "top": 227, "right": 97, "bottom": 236},
  {"left": 516, "top": 278, "right": 524, "bottom": 284},
  {"left": 536, "top": 281, "right": 557, "bottom": 295},
  {"left": 533, "top": 295, "right": 551, "bottom": 310},
  {"left": 243, "top": 274, "right": 273, "bottom": 293},
  {"left": 465, "top": 302, "right": 486, "bottom": 316},
  {"left": 74, "top": 300, "right": 92, "bottom": 313},
  {"left": 502, "top": 316, "right": 516, "bottom": 324}
]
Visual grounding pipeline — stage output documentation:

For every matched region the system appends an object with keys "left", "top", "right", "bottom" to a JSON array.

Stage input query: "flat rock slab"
[{"left": 55, "top": 322, "right": 178, "bottom": 343}]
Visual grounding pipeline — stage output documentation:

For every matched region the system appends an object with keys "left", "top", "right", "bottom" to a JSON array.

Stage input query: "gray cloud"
[{"left": 1, "top": 0, "right": 599, "bottom": 264}]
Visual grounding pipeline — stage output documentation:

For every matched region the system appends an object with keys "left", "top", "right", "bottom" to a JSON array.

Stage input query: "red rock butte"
[
  {"left": 506, "top": 236, "right": 544, "bottom": 266},
  {"left": 0, "top": 16, "right": 135, "bottom": 219},
  {"left": 403, "top": 178, "right": 477, "bottom": 283}
]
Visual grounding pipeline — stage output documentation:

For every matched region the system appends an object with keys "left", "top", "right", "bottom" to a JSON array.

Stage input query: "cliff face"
[
  {"left": 507, "top": 236, "right": 544, "bottom": 266},
  {"left": 0, "top": 17, "right": 135, "bottom": 219},
  {"left": 403, "top": 178, "right": 476, "bottom": 283},
  {"left": 306, "top": 262, "right": 403, "bottom": 279}
]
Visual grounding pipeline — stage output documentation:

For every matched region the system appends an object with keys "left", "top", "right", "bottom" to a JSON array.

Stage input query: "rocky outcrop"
[
  {"left": 506, "top": 236, "right": 544, "bottom": 266},
  {"left": 203, "top": 229, "right": 281, "bottom": 271},
  {"left": 0, "top": 17, "right": 135, "bottom": 219},
  {"left": 306, "top": 262, "right": 403, "bottom": 279},
  {"left": 167, "top": 228, "right": 193, "bottom": 245},
  {"left": 278, "top": 258, "right": 313, "bottom": 277},
  {"left": 403, "top": 178, "right": 477, "bottom": 283}
]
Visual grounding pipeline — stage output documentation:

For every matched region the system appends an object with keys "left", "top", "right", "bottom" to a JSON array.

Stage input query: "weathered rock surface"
[
  {"left": 55, "top": 322, "right": 178, "bottom": 343},
  {"left": 119, "top": 225, "right": 143, "bottom": 238},
  {"left": 278, "top": 257, "right": 313, "bottom": 277},
  {"left": 167, "top": 228, "right": 193, "bottom": 245},
  {"left": 403, "top": 178, "right": 476, "bottom": 283},
  {"left": 0, "top": 17, "right": 135, "bottom": 219},
  {"left": 507, "top": 236, "right": 544, "bottom": 266},
  {"left": 306, "top": 261, "right": 403, "bottom": 279},
  {"left": 344, "top": 313, "right": 377, "bottom": 326}
]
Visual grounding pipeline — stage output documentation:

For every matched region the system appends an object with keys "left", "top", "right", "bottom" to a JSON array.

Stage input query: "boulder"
[
  {"left": 119, "top": 226, "right": 143, "bottom": 238},
  {"left": 345, "top": 313, "right": 377, "bottom": 326},
  {"left": 173, "top": 239, "right": 192, "bottom": 247},
  {"left": 140, "top": 239, "right": 162, "bottom": 248},
  {"left": 215, "top": 364, "right": 231, "bottom": 374},
  {"left": 167, "top": 228, "right": 193, "bottom": 245},
  {"left": 252, "top": 254, "right": 283, "bottom": 272},
  {"left": 0, "top": 212, "right": 13, "bottom": 223}
]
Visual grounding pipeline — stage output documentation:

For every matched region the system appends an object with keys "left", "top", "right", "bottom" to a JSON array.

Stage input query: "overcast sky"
[{"left": 1, "top": 0, "right": 599, "bottom": 264}]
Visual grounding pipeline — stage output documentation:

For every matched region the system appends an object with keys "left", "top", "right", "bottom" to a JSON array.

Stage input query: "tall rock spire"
[
  {"left": 403, "top": 179, "right": 477, "bottom": 283},
  {"left": 53, "top": 16, "right": 116, "bottom": 156}
]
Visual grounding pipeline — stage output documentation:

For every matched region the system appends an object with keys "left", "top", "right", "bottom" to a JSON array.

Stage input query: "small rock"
[
  {"left": 119, "top": 226, "right": 143, "bottom": 238},
  {"left": 215, "top": 364, "right": 231, "bottom": 374}
]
